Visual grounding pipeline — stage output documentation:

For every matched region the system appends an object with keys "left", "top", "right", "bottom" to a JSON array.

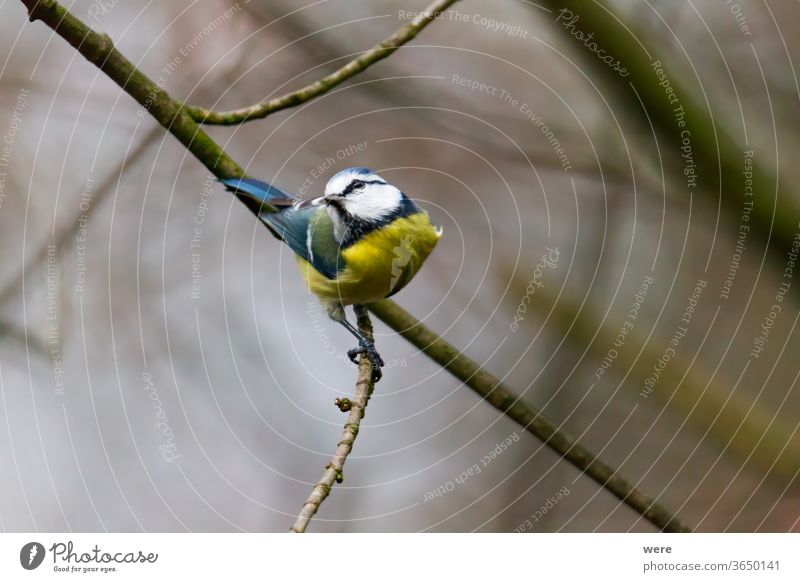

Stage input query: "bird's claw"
[{"left": 347, "top": 341, "right": 384, "bottom": 382}]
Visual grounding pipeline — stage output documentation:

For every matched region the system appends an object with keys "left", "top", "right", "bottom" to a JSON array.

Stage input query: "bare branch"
[
  {"left": 186, "top": 0, "right": 460, "bottom": 125},
  {"left": 21, "top": 0, "right": 245, "bottom": 179},
  {"left": 0, "top": 36, "right": 249, "bottom": 310},
  {"left": 290, "top": 305, "right": 376, "bottom": 533},
  {"left": 368, "top": 300, "right": 692, "bottom": 532}
]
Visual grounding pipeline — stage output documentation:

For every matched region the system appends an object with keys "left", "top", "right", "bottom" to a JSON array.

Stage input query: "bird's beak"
[{"left": 295, "top": 196, "right": 327, "bottom": 209}]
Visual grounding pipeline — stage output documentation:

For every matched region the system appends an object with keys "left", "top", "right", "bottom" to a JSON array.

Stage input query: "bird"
[{"left": 220, "top": 167, "right": 442, "bottom": 380}]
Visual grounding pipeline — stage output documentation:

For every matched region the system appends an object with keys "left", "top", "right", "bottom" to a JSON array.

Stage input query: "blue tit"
[{"left": 221, "top": 167, "right": 442, "bottom": 379}]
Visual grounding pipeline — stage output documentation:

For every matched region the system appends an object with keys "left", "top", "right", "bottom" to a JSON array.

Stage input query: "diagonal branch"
[
  {"left": 0, "top": 34, "right": 249, "bottom": 310},
  {"left": 290, "top": 305, "right": 376, "bottom": 533},
  {"left": 19, "top": 0, "right": 692, "bottom": 532},
  {"left": 185, "top": 0, "right": 460, "bottom": 125},
  {"left": 367, "top": 300, "right": 691, "bottom": 532},
  {"left": 20, "top": 0, "right": 244, "bottom": 179}
]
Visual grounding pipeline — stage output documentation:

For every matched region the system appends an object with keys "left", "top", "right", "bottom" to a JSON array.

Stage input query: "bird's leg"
[{"left": 337, "top": 310, "right": 384, "bottom": 382}]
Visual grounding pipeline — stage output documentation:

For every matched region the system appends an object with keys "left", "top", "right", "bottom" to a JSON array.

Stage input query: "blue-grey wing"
[
  {"left": 220, "top": 177, "right": 344, "bottom": 279},
  {"left": 269, "top": 205, "right": 345, "bottom": 279}
]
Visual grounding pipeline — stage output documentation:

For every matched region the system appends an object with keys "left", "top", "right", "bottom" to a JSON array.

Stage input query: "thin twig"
[
  {"left": 19, "top": 0, "right": 692, "bottom": 532},
  {"left": 368, "top": 300, "right": 692, "bottom": 532},
  {"left": 290, "top": 305, "right": 376, "bottom": 533},
  {"left": 242, "top": 1, "right": 638, "bottom": 185},
  {"left": 185, "top": 0, "right": 460, "bottom": 125}
]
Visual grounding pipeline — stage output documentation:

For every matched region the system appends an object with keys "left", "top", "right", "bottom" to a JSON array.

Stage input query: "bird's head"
[
  {"left": 322, "top": 167, "right": 404, "bottom": 221},
  {"left": 318, "top": 167, "right": 417, "bottom": 245}
]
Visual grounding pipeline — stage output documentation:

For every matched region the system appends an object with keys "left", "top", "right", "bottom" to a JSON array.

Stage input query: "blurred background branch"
[
  {"left": 507, "top": 272, "right": 800, "bottom": 482},
  {"left": 536, "top": 1, "right": 799, "bottom": 288},
  {"left": 0, "top": 125, "right": 161, "bottom": 309}
]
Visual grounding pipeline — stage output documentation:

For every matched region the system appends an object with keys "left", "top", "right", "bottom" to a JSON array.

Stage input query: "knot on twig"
[
  {"left": 325, "top": 463, "right": 344, "bottom": 484},
  {"left": 335, "top": 397, "right": 352, "bottom": 412}
]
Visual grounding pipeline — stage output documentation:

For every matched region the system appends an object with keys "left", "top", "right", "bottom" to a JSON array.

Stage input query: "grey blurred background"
[{"left": 0, "top": 0, "right": 798, "bottom": 532}]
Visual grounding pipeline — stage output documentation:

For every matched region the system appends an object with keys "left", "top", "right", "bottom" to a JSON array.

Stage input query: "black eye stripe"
[
  {"left": 342, "top": 178, "right": 386, "bottom": 196},
  {"left": 342, "top": 180, "right": 363, "bottom": 195}
]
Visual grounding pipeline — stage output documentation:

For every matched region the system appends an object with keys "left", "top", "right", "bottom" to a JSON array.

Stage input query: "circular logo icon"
[{"left": 20, "top": 542, "right": 45, "bottom": 570}]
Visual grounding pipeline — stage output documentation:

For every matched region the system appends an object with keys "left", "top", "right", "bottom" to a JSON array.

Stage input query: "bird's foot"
[{"left": 347, "top": 340, "right": 384, "bottom": 382}]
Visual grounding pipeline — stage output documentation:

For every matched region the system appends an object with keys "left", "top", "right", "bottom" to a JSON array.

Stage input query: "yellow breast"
[{"left": 297, "top": 211, "right": 441, "bottom": 305}]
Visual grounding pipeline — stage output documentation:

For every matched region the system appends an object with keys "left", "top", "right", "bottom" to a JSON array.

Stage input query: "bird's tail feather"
[{"left": 219, "top": 177, "right": 296, "bottom": 215}]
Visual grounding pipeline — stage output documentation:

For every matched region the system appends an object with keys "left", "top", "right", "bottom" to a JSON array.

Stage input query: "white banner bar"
[{"left": 1, "top": 533, "right": 796, "bottom": 581}]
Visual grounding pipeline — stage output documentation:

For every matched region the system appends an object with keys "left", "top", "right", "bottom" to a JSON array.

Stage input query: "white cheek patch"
[{"left": 344, "top": 184, "right": 402, "bottom": 221}]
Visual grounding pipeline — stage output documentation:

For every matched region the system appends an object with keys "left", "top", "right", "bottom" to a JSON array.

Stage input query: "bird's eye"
[{"left": 343, "top": 179, "right": 365, "bottom": 195}]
